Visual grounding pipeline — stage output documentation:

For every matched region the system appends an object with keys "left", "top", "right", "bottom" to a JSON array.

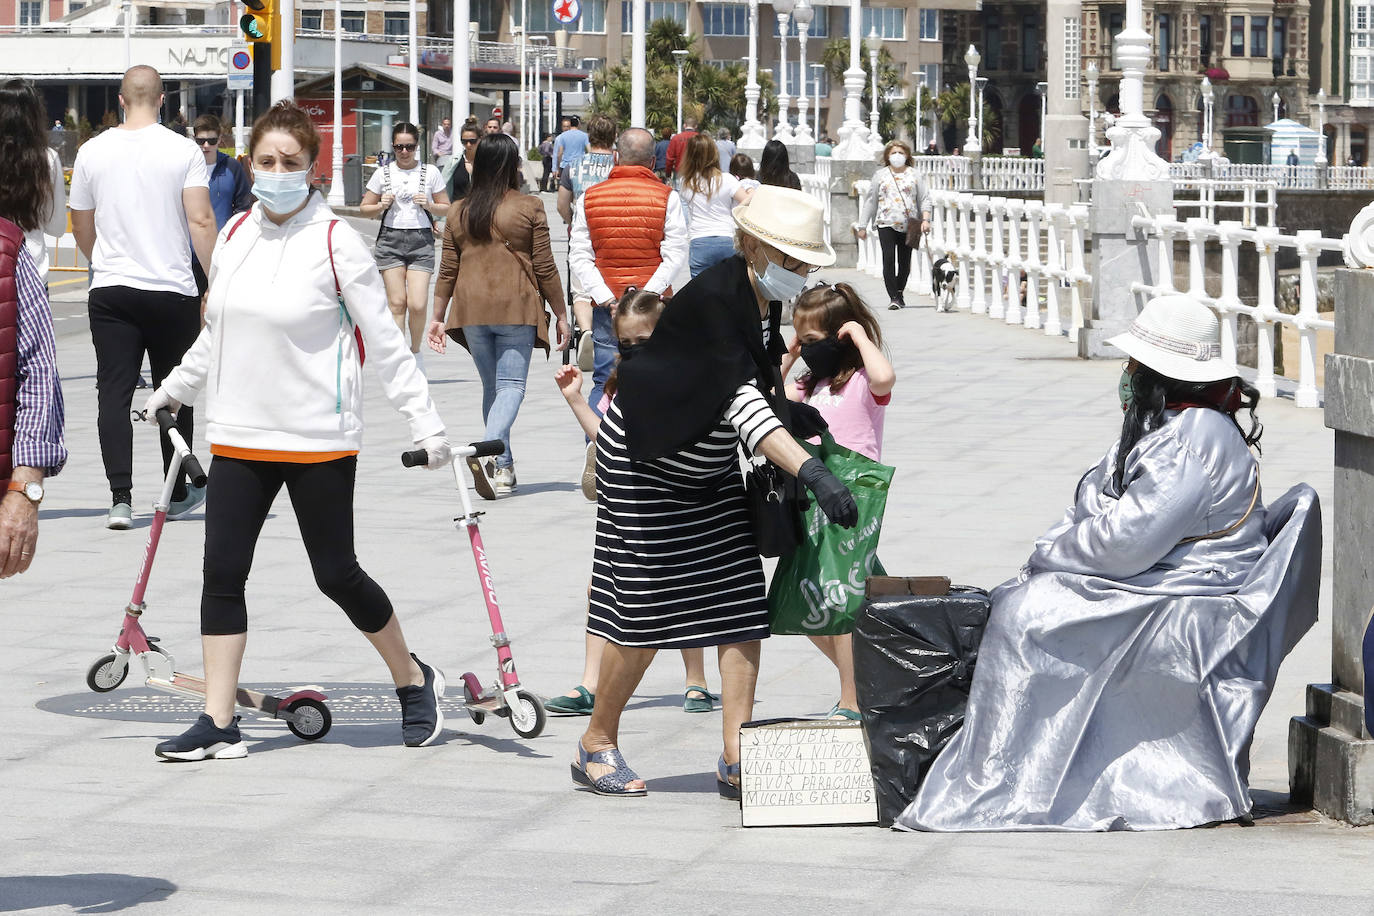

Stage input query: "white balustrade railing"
[
  {"left": 887, "top": 189, "right": 1092, "bottom": 338},
  {"left": 812, "top": 155, "right": 832, "bottom": 184},
  {"left": 799, "top": 173, "right": 832, "bottom": 247},
  {"left": 1172, "top": 178, "right": 1278, "bottom": 228},
  {"left": 1128, "top": 210, "right": 1345, "bottom": 407},
  {"left": 906, "top": 155, "right": 971, "bottom": 191},
  {"left": 1167, "top": 161, "right": 1374, "bottom": 191},
  {"left": 979, "top": 156, "right": 1046, "bottom": 193}
]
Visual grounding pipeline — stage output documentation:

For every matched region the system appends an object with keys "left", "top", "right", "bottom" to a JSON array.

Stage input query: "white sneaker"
[
  {"left": 577, "top": 330, "right": 595, "bottom": 373},
  {"left": 493, "top": 465, "right": 517, "bottom": 496},
  {"left": 413, "top": 349, "right": 426, "bottom": 377}
]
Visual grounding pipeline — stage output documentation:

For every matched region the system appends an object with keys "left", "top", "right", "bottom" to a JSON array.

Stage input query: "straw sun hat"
[
  {"left": 732, "top": 185, "right": 837, "bottom": 268},
  {"left": 1108, "top": 294, "right": 1240, "bottom": 383}
]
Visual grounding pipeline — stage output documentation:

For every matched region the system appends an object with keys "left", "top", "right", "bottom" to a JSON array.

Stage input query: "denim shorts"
[{"left": 374, "top": 226, "right": 436, "bottom": 272}]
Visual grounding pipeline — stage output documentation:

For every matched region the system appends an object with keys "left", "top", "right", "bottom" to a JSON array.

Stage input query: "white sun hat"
[
  {"left": 732, "top": 185, "right": 837, "bottom": 268},
  {"left": 1107, "top": 294, "right": 1240, "bottom": 383}
]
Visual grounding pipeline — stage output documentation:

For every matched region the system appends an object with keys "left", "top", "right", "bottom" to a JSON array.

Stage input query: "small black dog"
[{"left": 931, "top": 256, "right": 958, "bottom": 312}]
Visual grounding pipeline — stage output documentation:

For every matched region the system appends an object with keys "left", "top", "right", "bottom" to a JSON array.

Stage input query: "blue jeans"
[
  {"left": 689, "top": 235, "right": 737, "bottom": 279},
  {"left": 588, "top": 305, "right": 617, "bottom": 417},
  {"left": 464, "top": 324, "right": 535, "bottom": 468}
]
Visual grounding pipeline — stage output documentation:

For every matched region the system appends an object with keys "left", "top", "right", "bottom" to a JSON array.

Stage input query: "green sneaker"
[{"left": 545, "top": 686, "right": 594, "bottom": 716}]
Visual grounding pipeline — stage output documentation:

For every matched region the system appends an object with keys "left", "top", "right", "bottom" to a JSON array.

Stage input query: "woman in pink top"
[{"left": 783, "top": 282, "right": 895, "bottom": 719}]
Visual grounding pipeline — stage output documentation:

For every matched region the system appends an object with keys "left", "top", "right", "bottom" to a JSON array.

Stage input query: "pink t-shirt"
[{"left": 795, "top": 367, "right": 889, "bottom": 461}]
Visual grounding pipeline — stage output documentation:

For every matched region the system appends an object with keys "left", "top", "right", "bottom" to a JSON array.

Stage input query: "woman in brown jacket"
[{"left": 428, "top": 133, "right": 568, "bottom": 498}]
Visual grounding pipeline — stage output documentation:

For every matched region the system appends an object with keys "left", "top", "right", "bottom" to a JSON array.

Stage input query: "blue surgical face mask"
[
  {"left": 755, "top": 257, "right": 808, "bottom": 303},
  {"left": 252, "top": 167, "right": 312, "bottom": 215}
]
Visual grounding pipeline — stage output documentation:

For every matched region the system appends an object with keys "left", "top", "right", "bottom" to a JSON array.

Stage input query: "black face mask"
[
  {"left": 618, "top": 341, "right": 647, "bottom": 361},
  {"left": 799, "top": 336, "right": 849, "bottom": 380}
]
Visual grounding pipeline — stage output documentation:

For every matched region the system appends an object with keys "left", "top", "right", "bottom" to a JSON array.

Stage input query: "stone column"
[
  {"left": 1288, "top": 203, "right": 1374, "bottom": 825},
  {"left": 1078, "top": 0, "right": 1172, "bottom": 359},
  {"left": 1043, "top": 0, "right": 1087, "bottom": 207}
]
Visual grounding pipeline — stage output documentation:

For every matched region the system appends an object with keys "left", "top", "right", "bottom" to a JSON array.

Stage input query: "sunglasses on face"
[
  {"left": 777, "top": 254, "right": 821, "bottom": 274},
  {"left": 393, "top": 143, "right": 417, "bottom": 152},
  {"left": 195, "top": 136, "right": 219, "bottom": 146},
  {"left": 461, "top": 137, "right": 478, "bottom": 145}
]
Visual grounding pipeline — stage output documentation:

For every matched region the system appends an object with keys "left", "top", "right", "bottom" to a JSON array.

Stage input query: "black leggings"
[
  {"left": 88, "top": 285, "right": 201, "bottom": 497},
  {"left": 200, "top": 455, "right": 394, "bottom": 636},
  {"left": 878, "top": 226, "right": 914, "bottom": 300}
]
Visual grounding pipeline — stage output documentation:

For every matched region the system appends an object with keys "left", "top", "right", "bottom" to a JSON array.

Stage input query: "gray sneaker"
[
  {"left": 494, "top": 465, "right": 517, "bottom": 496},
  {"left": 168, "top": 483, "right": 207, "bottom": 520},
  {"left": 107, "top": 501, "right": 133, "bottom": 530},
  {"left": 577, "top": 329, "right": 595, "bottom": 372}
]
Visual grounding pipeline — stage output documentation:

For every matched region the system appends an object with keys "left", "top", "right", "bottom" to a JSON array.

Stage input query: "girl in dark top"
[{"left": 448, "top": 122, "right": 480, "bottom": 200}]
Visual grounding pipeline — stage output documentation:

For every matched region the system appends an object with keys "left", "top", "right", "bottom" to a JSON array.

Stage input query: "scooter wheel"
[
  {"left": 86, "top": 654, "right": 128, "bottom": 693},
  {"left": 509, "top": 689, "right": 547, "bottom": 739},
  {"left": 285, "top": 697, "right": 332, "bottom": 741},
  {"left": 463, "top": 682, "right": 486, "bottom": 726}
]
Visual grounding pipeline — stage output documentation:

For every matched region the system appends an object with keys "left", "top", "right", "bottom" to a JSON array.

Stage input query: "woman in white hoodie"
[{"left": 144, "top": 102, "right": 454, "bottom": 762}]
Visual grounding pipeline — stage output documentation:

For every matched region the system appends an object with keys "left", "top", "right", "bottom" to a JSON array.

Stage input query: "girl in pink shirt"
[{"left": 782, "top": 282, "right": 895, "bottom": 719}]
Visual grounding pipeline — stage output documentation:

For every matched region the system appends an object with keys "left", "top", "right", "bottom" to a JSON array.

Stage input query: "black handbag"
[{"left": 743, "top": 366, "right": 809, "bottom": 558}]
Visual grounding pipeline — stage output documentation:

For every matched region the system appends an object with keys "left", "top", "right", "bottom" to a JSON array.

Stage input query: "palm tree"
[
  {"left": 933, "top": 82, "right": 1001, "bottom": 150},
  {"left": 819, "top": 38, "right": 903, "bottom": 138}
]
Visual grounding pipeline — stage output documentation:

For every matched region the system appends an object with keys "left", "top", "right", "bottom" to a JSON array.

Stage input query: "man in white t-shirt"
[{"left": 70, "top": 65, "right": 217, "bottom": 530}]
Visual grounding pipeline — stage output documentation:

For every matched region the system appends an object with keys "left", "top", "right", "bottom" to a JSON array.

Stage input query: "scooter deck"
[{"left": 148, "top": 672, "right": 284, "bottom": 718}]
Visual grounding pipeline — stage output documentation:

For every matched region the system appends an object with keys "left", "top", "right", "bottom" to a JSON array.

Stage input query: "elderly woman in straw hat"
[
  {"left": 570, "top": 186, "right": 859, "bottom": 799},
  {"left": 899, "top": 294, "right": 1318, "bottom": 832}
]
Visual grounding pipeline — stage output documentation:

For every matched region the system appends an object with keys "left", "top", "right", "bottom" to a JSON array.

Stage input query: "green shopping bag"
[{"left": 767, "top": 433, "right": 895, "bottom": 636}]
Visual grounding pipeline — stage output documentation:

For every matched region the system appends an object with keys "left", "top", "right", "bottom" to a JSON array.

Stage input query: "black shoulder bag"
[{"left": 744, "top": 365, "right": 808, "bottom": 558}]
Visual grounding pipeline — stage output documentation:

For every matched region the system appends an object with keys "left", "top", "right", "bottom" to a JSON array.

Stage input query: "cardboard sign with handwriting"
[{"left": 738, "top": 719, "right": 878, "bottom": 827}]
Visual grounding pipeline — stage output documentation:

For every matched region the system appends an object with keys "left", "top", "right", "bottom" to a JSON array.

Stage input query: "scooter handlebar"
[
  {"left": 154, "top": 408, "right": 208, "bottom": 488},
  {"left": 400, "top": 439, "right": 505, "bottom": 468}
]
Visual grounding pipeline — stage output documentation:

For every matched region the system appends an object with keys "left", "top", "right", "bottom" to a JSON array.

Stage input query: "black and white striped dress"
[{"left": 587, "top": 380, "right": 783, "bottom": 649}]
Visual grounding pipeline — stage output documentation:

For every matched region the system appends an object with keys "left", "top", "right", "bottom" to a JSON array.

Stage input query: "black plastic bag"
[{"left": 852, "top": 586, "right": 990, "bottom": 827}]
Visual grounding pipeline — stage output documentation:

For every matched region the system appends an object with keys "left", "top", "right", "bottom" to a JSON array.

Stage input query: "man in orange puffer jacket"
[{"left": 568, "top": 127, "right": 688, "bottom": 415}]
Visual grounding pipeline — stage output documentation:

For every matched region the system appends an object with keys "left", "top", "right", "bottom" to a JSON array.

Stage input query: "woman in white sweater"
[{"left": 144, "top": 102, "right": 454, "bottom": 762}]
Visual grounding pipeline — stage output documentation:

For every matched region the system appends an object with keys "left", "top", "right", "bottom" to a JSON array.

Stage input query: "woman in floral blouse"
[{"left": 858, "top": 140, "right": 932, "bottom": 310}]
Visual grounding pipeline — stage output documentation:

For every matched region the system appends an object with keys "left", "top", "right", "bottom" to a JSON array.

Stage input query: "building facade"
[{"left": 1311, "top": 0, "right": 1372, "bottom": 164}]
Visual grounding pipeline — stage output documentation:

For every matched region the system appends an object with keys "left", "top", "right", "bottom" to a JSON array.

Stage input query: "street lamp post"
[
  {"left": 811, "top": 62, "right": 826, "bottom": 139},
  {"left": 832, "top": 0, "right": 870, "bottom": 157},
  {"left": 975, "top": 75, "right": 988, "bottom": 149},
  {"left": 1314, "top": 88, "right": 1328, "bottom": 167},
  {"left": 122, "top": 0, "right": 132, "bottom": 70},
  {"left": 964, "top": 45, "right": 981, "bottom": 154},
  {"left": 1036, "top": 80, "right": 1047, "bottom": 154},
  {"left": 1272, "top": 90, "right": 1281, "bottom": 124},
  {"left": 740, "top": 0, "right": 765, "bottom": 147},
  {"left": 453, "top": 0, "right": 471, "bottom": 124},
  {"left": 513, "top": 25, "right": 525, "bottom": 148},
  {"left": 867, "top": 27, "right": 882, "bottom": 149},
  {"left": 773, "top": 0, "right": 795, "bottom": 142},
  {"left": 1086, "top": 60, "right": 1099, "bottom": 159},
  {"left": 1094, "top": 0, "right": 1168, "bottom": 181},
  {"left": 1199, "top": 76, "right": 1214, "bottom": 159},
  {"left": 793, "top": 1, "right": 814, "bottom": 143},
  {"left": 327, "top": 0, "right": 345, "bottom": 205},
  {"left": 529, "top": 36, "right": 548, "bottom": 143},
  {"left": 910, "top": 70, "right": 924, "bottom": 150},
  {"left": 630, "top": 0, "right": 646, "bottom": 126},
  {"left": 672, "top": 48, "right": 689, "bottom": 133},
  {"left": 407, "top": 0, "right": 418, "bottom": 126}
]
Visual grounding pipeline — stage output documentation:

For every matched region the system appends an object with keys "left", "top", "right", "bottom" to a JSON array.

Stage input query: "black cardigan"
[{"left": 618, "top": 255, "right": 784, "bottom": 461}]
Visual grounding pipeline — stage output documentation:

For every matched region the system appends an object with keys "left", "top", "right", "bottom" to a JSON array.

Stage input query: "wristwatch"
[{"left": 6, "top": 479, "right": 43, "bottom": 505}]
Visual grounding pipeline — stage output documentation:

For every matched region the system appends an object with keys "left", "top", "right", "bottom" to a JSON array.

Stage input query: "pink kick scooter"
[
  {"left": 85, "top": 408, "right": 332, "bottom": 742},
  {"left": 402, "top": 440, "right": 547, "bottom": 739}
]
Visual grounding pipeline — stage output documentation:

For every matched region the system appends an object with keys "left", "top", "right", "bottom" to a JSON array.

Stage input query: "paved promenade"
[{"left": 3, "top": 203, "right": 1370, "bottom": 914}]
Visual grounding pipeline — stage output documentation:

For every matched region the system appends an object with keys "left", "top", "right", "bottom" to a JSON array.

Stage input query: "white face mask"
[
  {"left": 888, "top": 152, "right": 908, "bottom": 168},
  {"left": 252, "top": 167, "right": 312, "bottom": 215}
]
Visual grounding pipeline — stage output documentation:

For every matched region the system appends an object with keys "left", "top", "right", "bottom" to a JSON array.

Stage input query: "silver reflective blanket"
[{"left": 899, "top": 409, "right": 1322, "bottom": 831}]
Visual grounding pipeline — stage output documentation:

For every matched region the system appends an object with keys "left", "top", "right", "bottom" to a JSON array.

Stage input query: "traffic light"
[{"left": 239, "top": 0, "right": 276, "bottom": 44}]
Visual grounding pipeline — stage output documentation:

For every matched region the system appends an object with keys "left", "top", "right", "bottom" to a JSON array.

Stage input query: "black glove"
[
  {"left": 786, "top": 400, "right": 830, "bottom": 440},
  {"left": 797, "top": 457, "right": 857, "bottom": 528}
]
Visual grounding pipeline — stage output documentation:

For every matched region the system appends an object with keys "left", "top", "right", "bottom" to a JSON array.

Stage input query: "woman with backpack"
[
  {"left": 142, "top": 102, "right": 454, "bottom": 761},
  {"left": 360, "top": 122, "right": 450, "bottom": 367}
]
